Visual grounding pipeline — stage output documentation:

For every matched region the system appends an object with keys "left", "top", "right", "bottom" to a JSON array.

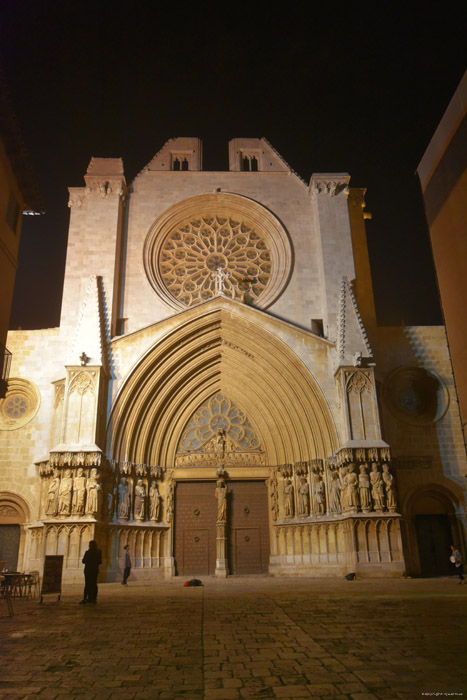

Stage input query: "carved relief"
[
  {"left": 134, "top": 479, "right": 147, "bottom": 521},
  {"left": 118, "top": 477, "right": 131, "bottom": 520},
  {"left": 284, "top": 478, "right": 294, "bottom": 517},
  {"left": 176, "top": 393, "right": 264, "bottom": 466},
  {"left": 165, "top": 471, "right": 174, "bottom": 523},
  {"left": 298, "top": 477, "right": 310, "bottom": 516},
  {"left": 45, "top": 470, "right": 60, "bottom": 516}
]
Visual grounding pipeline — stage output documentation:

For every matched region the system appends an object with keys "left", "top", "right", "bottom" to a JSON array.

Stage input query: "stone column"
[{"left": 215, "top": 522, "right": 228, "bottom": 578}]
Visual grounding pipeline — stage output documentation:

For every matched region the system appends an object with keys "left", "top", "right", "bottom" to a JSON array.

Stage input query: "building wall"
[{"left": 417, "top": 70, "right": 467, "bottom": 444}]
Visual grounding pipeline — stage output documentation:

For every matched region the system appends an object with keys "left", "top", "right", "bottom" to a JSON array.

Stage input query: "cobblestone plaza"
[{"left": 1, "top": 576, "right": 466, "bottom": 699}]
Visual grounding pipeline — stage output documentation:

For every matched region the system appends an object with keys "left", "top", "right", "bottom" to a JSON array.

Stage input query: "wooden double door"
[{"left": 174, "top": 480, "right": 269, "bottom": 576}]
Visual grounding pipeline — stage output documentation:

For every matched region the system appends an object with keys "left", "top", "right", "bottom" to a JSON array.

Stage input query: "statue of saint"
[
  {"left": 86, "top": 468, "right": 102, "bottom": 515},
  {"left": 134, "top": 479, "right": 146, "bottom": 521},
  {"left": 216, "top": 429, "right": 226, "bottom": 458},
  {"left": 345, "top": 464, "right": 359, "bottom": 511},
  {"left": 284, "top": 478, "right": 294, "bottom": 517},
  {"left": 118, "top": 477, "right": 131, "bottom": 519},
  {"left": 382, "top": 464, "right": 396, "bottom": 511},
  {"left": 329, "top": 471, "right": 341, "bottom": 514},
  {"left": 45, "top": 471, "right": 60, "bottom": 516},
  {"left": 358, "top": 464, "right": 372, "bottom": 513},
  {"left": 370, "top": 463, "right": 385, "bottom": 511},
  {"left": 149, "top": 480, "right": 161, "bottom": 521},
  {"left": 339, "top": 466, "right": 348, "bottom": 511},
  {"left": 58, "top": 469, "right": 73, "bottom": 515},
  {"left": 312, "top": 471, "right": 325, "bottom": 515},
  {"left": 298, "top": 477, "right": 310, "bottom": 516},
  {"left": 216, "top": 478, "right": 228, "bottom": 523},
  {"left": 72, "top": 467, "right": 87, "bottom": 515}
]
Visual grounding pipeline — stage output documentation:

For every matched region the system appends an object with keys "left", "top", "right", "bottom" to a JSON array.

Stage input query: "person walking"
[
  {"left": 79, "top": 540, "right": 102, "bottom": 604},
  {"left": 450, "top": 545, "right": 465, "bottom": 584},
  {"left": 122, "top": 544, "right": 131, "bottom": 585}
]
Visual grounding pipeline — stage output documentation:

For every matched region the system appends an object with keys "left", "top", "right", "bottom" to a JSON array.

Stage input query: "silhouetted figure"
[{"left": 79, "top": 540, "right": 102, "bottom": 604}]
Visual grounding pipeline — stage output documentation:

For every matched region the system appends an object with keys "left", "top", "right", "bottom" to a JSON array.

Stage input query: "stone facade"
[{"left": 1, "top": 137, "right": 466, "bottom": 581}]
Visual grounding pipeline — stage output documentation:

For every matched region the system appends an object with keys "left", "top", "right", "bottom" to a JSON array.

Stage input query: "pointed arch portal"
[{"left": 107, "top": 306, "right": 338, "bottom": 467}]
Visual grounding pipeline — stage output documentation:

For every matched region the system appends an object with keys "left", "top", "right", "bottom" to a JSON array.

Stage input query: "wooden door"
[
  {"left": 415, "top": 514, "right": 452, "bottom": 576},
  {"left": 174, "top": 482, "right": 217, "bottom": 575},
  {"left": 228, "top": 481, "right": 269, "bottom": 574}
]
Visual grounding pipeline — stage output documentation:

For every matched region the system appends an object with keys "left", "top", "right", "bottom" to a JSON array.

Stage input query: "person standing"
[
  {"left": 122, "top": 544, "right": 131, "bottom": 585},
  {"left": 79, "top": 540, "right": 102, "bottom": 604},
  {"left": 450, "top": 545, "right": 465, "bottom": 584}
]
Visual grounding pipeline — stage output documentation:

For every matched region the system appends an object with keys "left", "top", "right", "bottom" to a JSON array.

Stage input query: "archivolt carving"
[{"left": 143, "top": 193, "right": 292, "bottom": 311}]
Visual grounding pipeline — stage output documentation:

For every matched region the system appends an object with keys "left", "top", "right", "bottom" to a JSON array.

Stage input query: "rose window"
[{"left": 159, "top": 216, "right": 272, "bottom": 307}]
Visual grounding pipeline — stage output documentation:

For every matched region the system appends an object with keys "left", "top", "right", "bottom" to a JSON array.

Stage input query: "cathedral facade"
[{"left": 1, "top": 138, "right": 466, "bottom": 581}]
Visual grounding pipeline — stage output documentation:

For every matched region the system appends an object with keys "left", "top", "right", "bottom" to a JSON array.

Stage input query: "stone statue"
[
  {"left": 45, "top": 470, "right": 60, "bottom": 516},
  {"left": 118, "top": 477, "right": 131, "bottom": 519},
  {"left": 382, "top": 464, "right": 396, "bottom": 511},
  {"left": 358, "top": 464, "right": 372, "bottom": 513},
  {"left": 149, "top": 480, "right": 161, "bottom": 521},
  {"left": 284, "top": 478, "right": 294, "bottom": 517},
  {"left": 86, "top": 468, "right": 102, "bottom": 515},
  {"left": 216, "top": 429, "right": 226, "bottom": 458},
  {"left": 370, "top": 463, "right": 385, "bottom": 511},
  {"left": 298, "top": 477, "right": 310, "bottom": 516},
  {"left": 338, "top": 466, "right": 348, "bottom": 511},
  {"left": 134, "top": 479, "right": 146, "bottom": 521},
  {"left": 345, "top": 464, "right": 359, "bottom": 511},
  {"left": 312, "top": 471, "right": 325, "bottom": 515},
  {"left": 329, "top": 471, "right": 341, "bottom": 514},
  {"left": 216, "top": 478, "right": 228, "bottom": 523},
  {"left": 58, "top": 469, "right": 73, "bottom": 515},
  {"left": 72, "top": 467, "right": 87, "bottom": 515}
]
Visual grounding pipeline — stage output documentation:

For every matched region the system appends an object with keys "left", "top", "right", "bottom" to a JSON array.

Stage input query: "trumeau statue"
[
  {"left": 382, "top": 463, "right": 396, "bottom": 511},
  {"left": 45, "top": 470, "right": 60, "bottom": 516},
  {"left": 312, "top": 471, "right": 325, "bottom": 515},
  {"left": 58, "top": 469, "right": 73, "bottom": 515},
  {"left": 86, "top": 468, "right": 102, "bottom": 515},
  {"left": 134, "top": 479, "right": 146, "bottom": 521},
  {"left": 298, "top": 477, "right": 310, "bottom": 516},
  {"left": 149, "top": 480, "right": 161, "bottom": 521},
  {"left": 72, "top": 467, "right": 87, "bottom": 515},
  {"left": 370, "top": 463, "right": 385, "bottom": 511},
  {"left": 358, "top": 464, "right": 372, "bottom": 513},
  {"left": 118, "top": 477, "right": 131, "bottom": 519},
  {"left": 284, "top": 478, "right": 294, "bottom": 517},
  {"left": 216, "top": 478, "right": 228, "bottom": 523},
  {"left": 329, "top": 471, "right": 341, "bottom": 514}
]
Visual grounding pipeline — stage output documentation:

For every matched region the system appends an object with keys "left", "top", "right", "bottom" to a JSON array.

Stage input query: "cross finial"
[{"left": 211, "top": 267, "right": 230, "bottom": 295}]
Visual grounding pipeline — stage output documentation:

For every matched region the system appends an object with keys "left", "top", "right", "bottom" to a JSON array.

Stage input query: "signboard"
[{"left": 40, "top": 555, "right": 63, "bottom": 603}]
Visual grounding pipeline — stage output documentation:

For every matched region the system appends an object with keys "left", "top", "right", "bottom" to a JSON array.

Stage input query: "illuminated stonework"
[
  {"left": 0, "top": 378, "right": 40, "bottom": 431},
  {"left": 143, "top": 193, "right": 292, "bottom": 310},
  {"left": 178, "top": 393, "right": 262, "bottom": 453},
  {"left": 160, "top": 216, "right": 272, "bottom": 306}
]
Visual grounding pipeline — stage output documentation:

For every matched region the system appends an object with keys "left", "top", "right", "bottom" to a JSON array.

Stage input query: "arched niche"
[{"left": 0, "top": 491, "right": 32, "bottom": 572}]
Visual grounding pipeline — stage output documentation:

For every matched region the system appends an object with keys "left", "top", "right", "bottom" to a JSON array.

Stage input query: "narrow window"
[
  {"left": 181, "top": 158, "right": 189, "bottom": 171},
  {"left": 173, "top": 158, "right": 181, "bottom": 171},
  {"left": 251, "top": 156, "right": 258, "bottom": 171},
  {"left": 242, "top": 156, "right": 250, "bottom": 171}
]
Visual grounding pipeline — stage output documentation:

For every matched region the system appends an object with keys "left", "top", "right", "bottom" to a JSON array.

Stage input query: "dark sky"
[{"left": 1, "top": 3, "right": 465, "bottom": 330}]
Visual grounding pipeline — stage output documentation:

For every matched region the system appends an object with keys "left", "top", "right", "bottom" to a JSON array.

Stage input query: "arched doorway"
[
  {"left": 0, "top": 492, "right": 30, "bottom": 571},
  {"left": 409, "top": 488, "right": 458, "bottom": 576}
]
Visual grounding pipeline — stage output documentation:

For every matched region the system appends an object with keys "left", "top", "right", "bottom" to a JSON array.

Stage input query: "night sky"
[{"left": 1, "top": 3, "right": 465, "bottom": 330}]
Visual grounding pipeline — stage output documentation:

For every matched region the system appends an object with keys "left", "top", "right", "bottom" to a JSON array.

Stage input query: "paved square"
[{"left": 1, "top": 577, "right": 466, "bottom": 699}]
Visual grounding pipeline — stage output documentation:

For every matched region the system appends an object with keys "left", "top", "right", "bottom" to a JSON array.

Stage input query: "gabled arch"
[{"left": 107, "top": 305, "right": 338, "bottom": 466}]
